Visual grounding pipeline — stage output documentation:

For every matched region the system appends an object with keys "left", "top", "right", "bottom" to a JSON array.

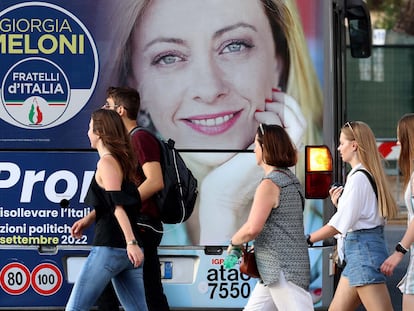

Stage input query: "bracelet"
[
  {"left": 395, "top": 242, "right": 408, "bottom": 254},
  {"left": 230, "top": 240, "right": 241, "bottom": 248},
  {"left": 306, "top": 234, "right": 313, "bottom": 247},
  {"left": 127, "top": 239, "right": 139, "bottom": 246}
]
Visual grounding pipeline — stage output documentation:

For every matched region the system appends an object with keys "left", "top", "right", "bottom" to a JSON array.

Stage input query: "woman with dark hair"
[
  {"left": 65, "top": 109, "right": 148, "bottom": 311},
  {"left": 228, "top": 124, "right": 313, "bottom": 310}
]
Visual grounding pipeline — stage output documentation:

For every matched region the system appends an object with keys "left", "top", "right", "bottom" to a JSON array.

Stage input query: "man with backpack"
[{"left": 100, "top": 86, "right": 170, "bottom": 311}]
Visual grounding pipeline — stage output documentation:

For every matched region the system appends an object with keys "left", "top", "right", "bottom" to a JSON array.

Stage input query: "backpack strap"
[
  {"left": 129, "top": 126, "right": 154, "bottom": 138},
  {"left": 353, "top": 169, "right": 378, "bottom": 199},
  {"left": 129, "top": 126, "right": 139, "bottom": 136}
]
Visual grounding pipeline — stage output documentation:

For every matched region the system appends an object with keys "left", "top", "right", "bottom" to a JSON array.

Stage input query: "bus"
[{"left": 0, "top": 0, "right": 371, "bottom": 309}]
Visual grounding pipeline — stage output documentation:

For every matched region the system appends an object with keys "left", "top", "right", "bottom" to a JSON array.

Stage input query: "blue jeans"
[
  {"left": 342, "top": 226, "right": 388, "bottom": 286},
  {"left": 65, "top": 246, "right": 148, "bottom": 311}
]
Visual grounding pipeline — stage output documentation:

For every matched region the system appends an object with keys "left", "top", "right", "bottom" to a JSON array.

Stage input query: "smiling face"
[{"left": 130, "top": 0, "right": 281, "bottom": 150}]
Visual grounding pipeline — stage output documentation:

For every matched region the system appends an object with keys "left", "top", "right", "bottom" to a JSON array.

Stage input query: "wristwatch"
[
  {"left": 395, "top": 242, "right": 408, "bottom": 254},
  {"left": 306, "top": 234, "right": 313, "bottom": 247},
  {"left": 127, "top": 239, "right": 139, "bottom": 246},
  {"left": 230, "top": 240, "right": 241, "bottom": 247}
]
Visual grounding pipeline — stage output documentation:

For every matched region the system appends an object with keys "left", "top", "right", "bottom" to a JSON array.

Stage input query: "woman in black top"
[{"left": 65, "top": 109, "right": 148, "bottom": 311}]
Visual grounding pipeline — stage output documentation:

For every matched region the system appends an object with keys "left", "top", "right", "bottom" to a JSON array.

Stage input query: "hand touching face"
[{"left": 130, "top": 0, "right": 281, "bottom": 152}]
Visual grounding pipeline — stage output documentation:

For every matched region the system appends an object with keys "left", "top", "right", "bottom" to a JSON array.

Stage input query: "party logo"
[{"left": 0, "top": 2, "right": 98, "bottom": 129}]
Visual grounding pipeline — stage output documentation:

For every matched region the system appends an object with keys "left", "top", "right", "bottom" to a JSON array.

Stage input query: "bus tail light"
[{"left": 305, "top": 145, "right": 333, "bottom": 199}]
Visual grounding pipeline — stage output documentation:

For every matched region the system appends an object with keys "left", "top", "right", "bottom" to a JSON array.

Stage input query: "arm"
[
  {"left": 381, "top": 218, "right": 414, "bottom": 276},
  {"left": 228, "top": 179, "right": 278, "bottom": 252},
  {"left": 99, "top": 157, "right": 144, "bottom": 268},
  {"left": 71, "top": 210, "right": 96, "bottom": 239},
  {"left": 113, "top": 205, "right": 144, "bottom": 268},
  {"left": 329, "top": 184, "right": 344, "bottom": 208},
  {"left": 138, "top": 161, "right": 164, "bottom": 201},
  {"left": 323, "top": 173, "right": 367, "bottom": 236},
  {"left": 400, "top": 218, "right": 414, "bottom": 250},
  {"left": 307, "top": 224, "right": 340, "bottom": 245},
  {"left": 198, "top": 151, "right": 263, "bottom": 244},
  {"left": 132, "top": 131, "right": 164, "bottom": 201}
]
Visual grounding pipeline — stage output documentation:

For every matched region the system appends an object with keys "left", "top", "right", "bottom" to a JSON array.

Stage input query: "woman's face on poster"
[{"left": 130, "top": 0, "right": 282, "bottom": 152}]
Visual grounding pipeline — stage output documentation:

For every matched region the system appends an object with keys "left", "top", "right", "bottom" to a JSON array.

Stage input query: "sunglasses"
[
  {"left": 259, "top": 123, "right": 265, "bottom": 136},
  {"left": 102, "top": 102, "right": 120, "bottom": 110},
  {"left": 344, "top": 121, "right": 356, "bottom": 137}
]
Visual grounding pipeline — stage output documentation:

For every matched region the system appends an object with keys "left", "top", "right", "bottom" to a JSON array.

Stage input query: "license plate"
[{"left": 160, "top": 261, "right": 173, "bottom": 279}]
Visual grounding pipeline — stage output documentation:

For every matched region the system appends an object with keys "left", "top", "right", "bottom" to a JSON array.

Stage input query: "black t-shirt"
[{"left": 84, "top": 175, "right": 142, "bottom": 248}]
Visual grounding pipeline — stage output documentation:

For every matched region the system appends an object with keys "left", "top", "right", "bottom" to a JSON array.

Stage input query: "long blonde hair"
[
  {"left": 342, "top": 121, "right": 398, "bottom": 219},
  {"left": 105, "top": 0, "right": 323, "bottom": 179}
]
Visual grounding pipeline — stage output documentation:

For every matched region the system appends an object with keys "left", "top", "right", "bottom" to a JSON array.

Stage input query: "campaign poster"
[{"left": 0, "top": 0, "right": 326, "bottom": 308}]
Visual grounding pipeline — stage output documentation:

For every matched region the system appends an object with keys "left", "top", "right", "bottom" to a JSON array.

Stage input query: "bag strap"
[
  {"left": 129, "top": 126, "right": 139, "bottom": 136},
  {"left": 352, "top": 169, "right": 378, "bottom": 199},
  {"left": 130, "top": 126, "right": 157, "bottom": 139},
  {"left": 243, "top": 242, "right": 254, "bottom": 254}
]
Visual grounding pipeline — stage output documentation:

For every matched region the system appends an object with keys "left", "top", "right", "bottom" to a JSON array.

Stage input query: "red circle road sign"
[
  {"left": 30, "top": 263, "right": 63, "bottom": 296},
  {"left": 0, "top": 262, "right": 31, "bottom": 295}
]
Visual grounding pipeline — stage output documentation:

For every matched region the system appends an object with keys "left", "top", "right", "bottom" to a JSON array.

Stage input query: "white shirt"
[{"left": 328, "top": 163, "right": 384, "bottom": 234}]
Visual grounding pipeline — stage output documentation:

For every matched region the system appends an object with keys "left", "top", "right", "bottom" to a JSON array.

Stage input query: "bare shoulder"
[
  {"left": 258, "top": 178, "right": 280, "bottom": 194},
  {"left": 97, "top": 154, "right": 117, "bottom": 170},
  {"left": 96, "top": 155, "right": 122, "bottom": 190},
  {"left": 254, "top": 178, "right": 280, "bottom": 210}
]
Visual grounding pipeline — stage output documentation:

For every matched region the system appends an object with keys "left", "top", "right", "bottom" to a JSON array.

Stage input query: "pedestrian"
[
  {"left": 101, "top": 86, "right": 170, "bottom": 311},
  {"left": 228, "top": 124, "right": 314, "bottom": 311},
  {"left": 65, "top": 109, "right": 148, "bottom": 311},
  {"left": 307, "top": 121, "right": 398, "bottom": 311},
  {"left": 381, "top": 113, "right": 414, "bottom": 311}
]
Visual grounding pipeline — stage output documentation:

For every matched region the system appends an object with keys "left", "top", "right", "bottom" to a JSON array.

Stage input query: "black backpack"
[{"left": 131, "top": 127, "right": 198, "bottom": 224}]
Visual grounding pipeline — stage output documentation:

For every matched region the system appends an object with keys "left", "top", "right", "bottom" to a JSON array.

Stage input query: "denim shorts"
[{"left": 342, "top": 226, "right": 388, "bottom": 286}]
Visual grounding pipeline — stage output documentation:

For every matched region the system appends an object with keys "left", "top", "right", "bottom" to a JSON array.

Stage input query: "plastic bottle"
[{"left": 223, "top": 247, "right": 242, "bottom": 269}]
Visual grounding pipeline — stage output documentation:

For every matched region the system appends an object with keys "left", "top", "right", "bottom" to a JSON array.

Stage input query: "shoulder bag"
[{"left": 239, "top": 243, "right": 260, "bottom": 278}]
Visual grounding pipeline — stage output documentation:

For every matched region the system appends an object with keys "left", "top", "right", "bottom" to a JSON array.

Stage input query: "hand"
[
  {"left": 226, "top": 243, "right": 243, "bottom": 255},
  {"left": 70, "top": 214, "right": 94, "bottom": 239},
  {"left": 226, "top": 244, "right": 234, "bottom": 254},
  {"left": 255, "top": 89, "right": 307, "bottom": 149},
  {"left": 380, "top": 252, "right": 404, "bottom": 276},
  {"left": 127, "top": 245, "right": 144, "bottom": 268},
  {"left": 198, "top": 150, "right": 262, "bottom": 244},
  {"left": 329, "top": 185, "right": 343, "bottom": 207}
]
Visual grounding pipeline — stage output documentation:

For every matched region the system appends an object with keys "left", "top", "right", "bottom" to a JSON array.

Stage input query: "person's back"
[
  {"left": 66, "top": 109, "right": 148, "bottom": 311},
  {"left": 99, "top": 86, "right": 170, "bottom": 311},
  {"left": 255, "top": 169, "right": 310, "bottom": 290},
  {"left": 227, "top": 124, "right": 314, "bottom": 310}
]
